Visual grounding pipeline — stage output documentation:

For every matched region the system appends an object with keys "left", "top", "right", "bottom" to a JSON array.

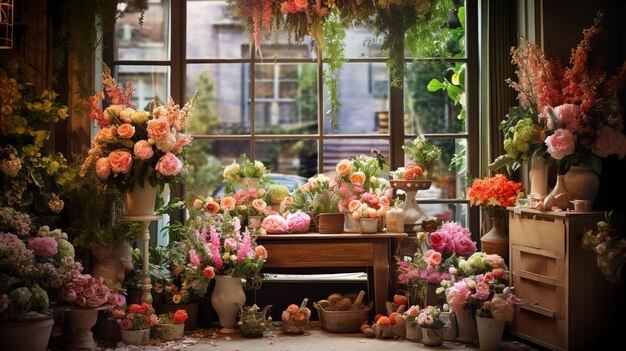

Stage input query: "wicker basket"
[{"left": 313, "top": 302, "right": 372, "bottom": 333}]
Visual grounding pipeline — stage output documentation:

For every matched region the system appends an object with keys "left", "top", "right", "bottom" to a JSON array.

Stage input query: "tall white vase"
[{"left": 211, "top": 275, "right": 246, "bottom": 334}]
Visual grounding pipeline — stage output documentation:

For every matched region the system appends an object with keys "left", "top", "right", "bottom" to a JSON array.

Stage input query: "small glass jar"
[{"left": 385, "top": 207, "right": 404, "bottom": 233}]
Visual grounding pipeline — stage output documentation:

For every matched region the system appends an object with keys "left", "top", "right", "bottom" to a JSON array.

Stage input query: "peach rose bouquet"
[{"left": 80, "top": 65, "right": 196, "bottom": 192}]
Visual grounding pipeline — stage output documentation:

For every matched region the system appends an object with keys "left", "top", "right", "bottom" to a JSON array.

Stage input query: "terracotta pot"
[{"left": 481, "top": 215, "right": 509, "bottom": 265}]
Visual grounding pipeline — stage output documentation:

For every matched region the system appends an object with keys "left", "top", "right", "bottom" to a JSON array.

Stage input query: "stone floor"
[{"left": 52, "top": 322, "right": 545, "bottom": 351}]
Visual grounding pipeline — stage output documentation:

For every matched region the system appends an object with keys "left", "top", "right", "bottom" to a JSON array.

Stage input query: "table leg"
[{"left": 372, "top": 240, "right": 390, "bottom": 315}]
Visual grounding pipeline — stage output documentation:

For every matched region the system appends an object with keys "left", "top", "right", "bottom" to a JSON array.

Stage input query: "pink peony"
[
  {"left": 591, "top": 126, "right": 619, "bottom": 158},
  {"left": 95, "top": 157, "right": 111, "bottom": 180},
  {"left": 155, "top": 152, "right": 183, "bottom": 176},
  {"left": 28, "top": 237, "right": 58, "bottom": 258},
  {"left": 545, "top": 128, "right": 576, "bottom": 160},
  {"left": 117, "top": 123, "right": 136, "bottom": 138},
  {"left": 261, "top": 214, "right": 289, "bottom": 234},
  {"left": 445, "top": 281, "right": 470, "bottom": 312},
  {"left": 108, "top": 293, "right": 126, "bottom": 307},
  {"left": 119, "top": 318, "right": 133, "bottom": 331},
  {"left": 451, "top": 236, "right": 477, "bottom": 257},
  {"left": 133, "top": 140, "right": 154, "bottom": 160},
  {"left": 108, "top": 150, "right": 133, "bottom": 173},
  {"left": 285, "top": 211, "right": 311, "bottom": 233}
]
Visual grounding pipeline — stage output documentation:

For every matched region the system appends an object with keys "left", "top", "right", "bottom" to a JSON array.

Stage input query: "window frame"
[{"left": 103, "top": 0, "right": 480, "bottom": 237}]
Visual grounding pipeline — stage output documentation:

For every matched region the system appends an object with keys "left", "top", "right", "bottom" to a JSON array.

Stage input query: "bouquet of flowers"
[
  {"left": 60, "top": 274, "right": 123, "bottom": 308},
  {"left": 288, "top": 174, "right": 341, "bottom": 215},
  {"left": 335, "top": 152, "right": 389, "bottom": 210},
  {"left": 581, "top": 212, "right": 626, "bottom": 283},
  {"left": 402, "top": 135, "right": 442, "bottom": 174},
  {"left": 348, "top": 190, "right": 392, "bottom": 220},
  {"left": 0, "top": 64, "right": 71, "bottom": 223},
  {"left": 466, "top": 174, "right": 524, "bottom": 217},
  {"left": 112, "top": 303, "right": 159, "bottom": 331},
  {"left": 222, "top": 154, "right": 268, "bottom": 194},
  {"left": 491, "top": 11, "right": 626, "bottom": 174},
  {"left": 81, "top": 65, "right": 196, "bottom": 192},
  {"left": 442, "top": 272, "right": 516, "bottom": 322},
  {"left": 417, "top": 305, "right": 446, "bottom": 329},
  {"left": 232, "top": 187, "right": 270, "bottom": 219}
]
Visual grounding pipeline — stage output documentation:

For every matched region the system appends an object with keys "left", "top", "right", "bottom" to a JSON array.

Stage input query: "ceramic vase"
[
  {"left": 529, "top": 155, "right": 549, "bottom": 197},
  {"left": 564, "top": 163, "right": 599, "bottom": 206},
  {"left": 210, "top": 275, "right": 246, "bottom": 334},
  {"left": 0, "top": 316, "right": 54, "bottom": 351},
  {"left": 543, "top": 174, "right": 574, "bottom": 211},
  {"left": 120, "top": 328, "right": 150, "bottom": 345},
  {"left": 481, "top": 215, "right": 509, "bottom": 265},
  {"left": 421, "top": 327, "right": 444, "bottom": 346},
  {"left": 454, "top": 308, "right": 478, "bottom": 344},
  {"left": 476, "top": 316, "right": 505, "bottom": 351},
  {"left": 124, "top": 183, "right": 158, "bottom": 216},
  {"left": 359, "top": 217, "right": 379, "bottom": 233}
]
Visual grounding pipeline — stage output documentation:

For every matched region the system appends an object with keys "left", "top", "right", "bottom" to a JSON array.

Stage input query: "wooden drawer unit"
[{"left": 508, "top": 208, "right": 625, "bottom": 350}]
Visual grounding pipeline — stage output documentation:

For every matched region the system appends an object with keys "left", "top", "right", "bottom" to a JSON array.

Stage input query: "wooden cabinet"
[{"left": 508, "top": 208, "right": 625, "bottom": 350}]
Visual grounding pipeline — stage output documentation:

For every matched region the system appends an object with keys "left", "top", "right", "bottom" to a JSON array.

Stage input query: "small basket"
[
  {"left": 281, "top": 318, "right": 310, "bottom": 335},
  {"left": 313, "top": 302, "right": 372, "bottom": 333}
]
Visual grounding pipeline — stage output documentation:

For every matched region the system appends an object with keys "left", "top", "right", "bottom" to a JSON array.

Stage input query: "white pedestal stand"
[
  {"left": 122, "top": 214, "right": 162, "bottom": 304},
  {"left": 390, "top": 180, "right": 433, "bottom": 233}
]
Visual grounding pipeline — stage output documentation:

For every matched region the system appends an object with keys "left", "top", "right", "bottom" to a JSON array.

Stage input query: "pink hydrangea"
[
  {"left": 28, "top": 236, "right": 58, "bottom": 258},
  {"left": 285, "top": 211, "right": 311, "bottom": 233},
  {"left": 445, "top": 280, "right": 471, "bottom": 312},
  {"left": 261, "top": 214, "right": 289, "bottom": 234}
]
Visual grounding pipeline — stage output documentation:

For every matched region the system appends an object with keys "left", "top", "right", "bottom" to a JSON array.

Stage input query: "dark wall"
[{"left": 542, "top": 0, "right": 626, "bottom": 212}]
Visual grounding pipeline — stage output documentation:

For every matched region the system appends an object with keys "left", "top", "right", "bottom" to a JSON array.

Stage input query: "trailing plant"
[{"left": 322, "top": 7, "right": 347, "bottom": 132}]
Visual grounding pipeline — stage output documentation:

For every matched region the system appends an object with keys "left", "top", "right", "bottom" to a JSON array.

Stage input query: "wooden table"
[{"left": 256, "top": 232, "right": 407, "bottom": 315}]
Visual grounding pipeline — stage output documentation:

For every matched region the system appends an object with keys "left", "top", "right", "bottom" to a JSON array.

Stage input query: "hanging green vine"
[{"left": 322, "top": 7, "right": 347, "bottom": 132}]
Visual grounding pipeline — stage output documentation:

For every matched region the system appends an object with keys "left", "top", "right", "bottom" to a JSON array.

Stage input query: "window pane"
[
  {"left": 186, "top": 0, "right": 248, "bottom": 59},
  {"left": 403, "top": 137, "right": 467, "bottom": 200},
  {"left": 115, "top": 1, "right": 169, "bottom": 61},
  {"left": 405, "top": 61, "right": 466, "bottom": 134},
  {"left": 322, "top": 139, "right": 390, "bottom": 176},
  {"left": 255, "top": 140, "right": 318, "bottom": 178},
  {"left": 253, "top": 63, "right": 318, "bottom": 135},
  {"left": 115, "top": 65, "right": 169, "bottom": 109},
  {"left": 186, "top": 63, "right": 248, "bottom": 134},
  {"left": 323, "top": 62, "right": 389, "bottom": 135},
  {"left": 417, "top": 203, "right": 468, "bottom": 227},
  {"left": 344, "top": 25, "right": 380, "bottom": 59}
]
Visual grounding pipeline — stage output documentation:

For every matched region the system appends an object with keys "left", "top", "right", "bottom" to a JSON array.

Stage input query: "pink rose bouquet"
[
  {"left": 81, "top": 65, "right": 196, "bottom": 192},
  {"left": 60, "top": 274, "right": 121, "bottom": 308},
  {"left": 442, "top": 274, "right": 517, "bottom": 322}
]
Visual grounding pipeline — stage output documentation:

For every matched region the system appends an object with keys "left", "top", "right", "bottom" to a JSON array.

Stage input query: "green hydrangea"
[
  {"left": 266, "top": 184, "right": 290, "bottom": 206},
  {"left": 10, "top": 287, "right": 32, "bottom": 315},
  {"left": 57, "top": 239, "right": 75, "bottom": 258},
  {"left": 30, "top": 284, "right": 49, "bottom": 312},
  {"left": 503, "top": 118, "right": 539, "bottom": 160}
]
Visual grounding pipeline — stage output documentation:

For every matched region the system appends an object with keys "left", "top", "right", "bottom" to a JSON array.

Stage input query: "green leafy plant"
[{"left": 322, "top": 7, "right": 348, "bottom": 132}]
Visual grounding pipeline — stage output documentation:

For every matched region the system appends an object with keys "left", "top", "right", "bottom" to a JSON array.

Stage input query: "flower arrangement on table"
[
  {"left": 490, "top": 11, "right": 626, "bottom": 175},
  {"left": 347, "top": 189, "right": 392, "bottom": 221},
  {"left": 80, "top": 65, "right": 196, "bottom": 192},
  {"left": 59, "top": 274, "right": 125, "bottom": 308},
  {"left": 441, "top": 271, "right": 515, "bottom": 322},
  {"left": 0, "top": 64, "right": 72, "bottom": 223},
  {"left": 581, "top": 212, "right": 626, "bottom": 283},
  {"left": 336, "top": 152, "right": 390, "bottom": 213},
  {"left": 222, "top": 154, "right": 268, "bottom": 195},
  {"left": 261, "top": 211, "right": 311, "bottom": 234},
  {"left": 466, "top": 174, "right": 524, "bottom": 217},
  {"left": 112, "top": 303, "right": 159, "bottom": 331},
  {"left": 401, "top": 135, "right": 442, "bottom": 177},
  {"left": 287, "top": 174, "right": 341, "bottom": 215}
]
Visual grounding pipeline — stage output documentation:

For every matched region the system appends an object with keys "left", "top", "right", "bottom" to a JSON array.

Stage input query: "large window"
[{"left": 105, "top": 0, "right": 478, "bottom": 232}]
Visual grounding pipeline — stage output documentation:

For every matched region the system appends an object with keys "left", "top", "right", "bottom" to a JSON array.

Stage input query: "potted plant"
[
  {"left": 222, "top": 153, "right": 269, "bottom": 195},
  {"left": 417, "top": 305, "right": 446, "bottom": 346},
  {"left": 111, "top": 303, "right": 159, "bottom": 345},
  {"left": 287, "top": 174, "right": 343, "bottom": 233},
  {"left": 152, "top": 309, "right": 188, "bottom": 341},
  {"left": 348, "top": 189, "right": 392, "bottom": 233},
  {"left": 280, "top": 298, "right": 311, "bottom": 335}
]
